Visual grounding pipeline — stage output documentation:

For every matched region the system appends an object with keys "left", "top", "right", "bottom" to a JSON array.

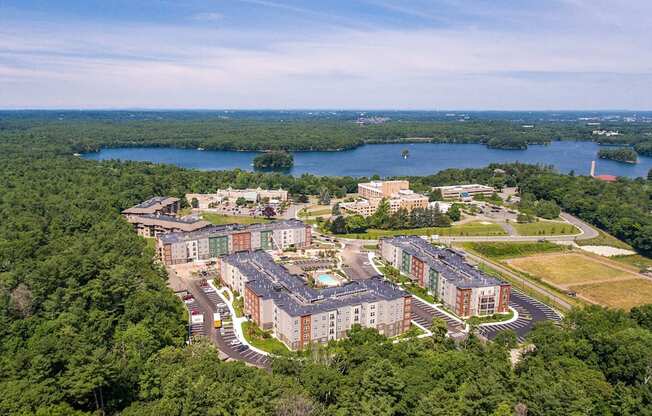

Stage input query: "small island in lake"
[
  {"left": 597, "top": 147, "right": 637, "bottom": 164},
  {"left": 253, "top": 150, "right": 294, "bottom": 170}
]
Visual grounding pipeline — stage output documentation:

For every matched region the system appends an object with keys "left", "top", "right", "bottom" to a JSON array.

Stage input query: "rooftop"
[
  {"left": 226, "top": 251, "right": 408, "bottom": 317},
  {"left": 123, "top": 196, "right": 180, "bottom": 214},
  {"left": 382, "top": 235, "right": 505, "bottom": 289}
]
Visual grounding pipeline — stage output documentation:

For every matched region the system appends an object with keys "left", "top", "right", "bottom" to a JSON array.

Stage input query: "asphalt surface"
[
  {"left": 185, "top": 276, "right": 272, "bottom": 369},
  {"left": 411, "top": 298, "right": 467, "bottom": 339},
  {"left": 340, "top": 241, "right": 380, "bottom": 280},
  {"left": 477, "top": 289, "right": 563, "bottom": 343}
]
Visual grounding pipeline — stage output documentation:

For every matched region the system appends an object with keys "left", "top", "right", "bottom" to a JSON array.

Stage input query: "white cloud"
[{"left": 0, "top": 3, "right": 651, "bottom": 109}]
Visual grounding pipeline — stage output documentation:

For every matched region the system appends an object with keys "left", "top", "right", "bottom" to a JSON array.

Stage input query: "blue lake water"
[{"left": 82, "top": 142, "right": 652, "bottom": 178}]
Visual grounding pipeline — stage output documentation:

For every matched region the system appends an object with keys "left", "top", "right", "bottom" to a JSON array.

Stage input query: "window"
[
  {"left": 370, "top": 312, "right": 375, "bottom": 317},
  {"left": 370, "top": 319, "right": 375, "bottom": 324}
]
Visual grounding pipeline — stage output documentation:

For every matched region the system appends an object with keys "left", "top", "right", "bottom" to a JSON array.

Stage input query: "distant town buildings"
[
  {"left": 186, "top": 187, "right": 288, "bottom": 209},
  {"left": 433, "top": 184, "right": 495, "bottom": 201},
  {"left": 592, "top": 130, "right": 621, "bottom": 137},
  {"left": 122, "top": 196, "right": 210, "bottom": 237},
  {"left": 379, "top": 236, "right": 511, "bottom": 318},
  {"left": 220, "top": 250, "right": 411, "bottom": 350},
  {"left": 157, "top": 219, "right": 311, "bottom": 265},
  {"left": 341, "top": 180, "right": 429, "bottom": 217},
  {"left": 355, "top": 116, "right": 389, "bottom": 125}
]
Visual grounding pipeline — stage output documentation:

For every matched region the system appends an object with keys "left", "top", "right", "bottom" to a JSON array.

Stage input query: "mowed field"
[{"left": 505, "top": 252, "right": 652, "bottom": 310}]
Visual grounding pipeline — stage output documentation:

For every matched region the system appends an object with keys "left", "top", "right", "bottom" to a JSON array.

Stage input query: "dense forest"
[
  {"left": 2, "top": 111, "right": 652, "bottom": 155},
  {"left": 1, "top": 117, "right": 651, "bottom": 415},
  {"left": 253, "top": 151, "right": 295, "bottom": 170},
  {"left": 598, "top": 147, "right": 638, "bottom": 163}
]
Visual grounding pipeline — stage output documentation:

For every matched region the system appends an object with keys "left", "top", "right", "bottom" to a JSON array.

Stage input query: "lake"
[{"left": 82, "top": 142, "right": 652, "bottom": 178}]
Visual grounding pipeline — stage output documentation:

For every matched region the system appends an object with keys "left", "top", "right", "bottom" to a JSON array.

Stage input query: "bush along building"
[
  {"left": 379, "top": 236, "right": 510, "bottom": 318},
  {"left": 157, "top": 219, "right": 311, "bottom": 265},
  {"left": 220, "top": 251, "right": 412, "bottom": 350}
]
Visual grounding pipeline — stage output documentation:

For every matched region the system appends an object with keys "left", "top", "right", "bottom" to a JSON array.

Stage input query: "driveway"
[{"left": 340, "top": 241, "right": 379, "bottom": 280}]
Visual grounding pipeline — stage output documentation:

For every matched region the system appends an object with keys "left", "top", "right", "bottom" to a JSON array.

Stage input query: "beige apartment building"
[
  {"left": 358, "top": 180, "right": 409, "bottom": 199},
  {"left": 123, "top": 196, "right": 181, "bottom": 216},
  {"left": 341, "top": 181, "right": 428, "bottom": 217},
  {"left": 125, "top": 214, "right": 210, "bottom": 238},
  {"left": 220, "top": 251, "right": 411, "bottom": 350}
]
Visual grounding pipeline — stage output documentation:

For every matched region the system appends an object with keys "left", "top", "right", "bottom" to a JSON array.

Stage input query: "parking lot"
[{"left": 478, "top": 290, "right": 562, "bottom": 343}]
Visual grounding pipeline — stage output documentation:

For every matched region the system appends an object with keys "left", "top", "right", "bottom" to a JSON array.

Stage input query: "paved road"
[
  {"left": 340, "top": 241, "right": 379, "bottom": 280},
  {"left": 168, "top": 266, "right": 272, "bottom": 369},
  {"left": 187, "top": 278, "right": 272, "bottom": 369},
  {"left": 477, "top": 290, "right": 563, "bottom": 343},
  {"left": 560, "top": 212, "right": 599, "bottom": 239}
]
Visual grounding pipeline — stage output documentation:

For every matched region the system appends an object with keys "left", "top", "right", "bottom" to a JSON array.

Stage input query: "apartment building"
[
  {"left": 125, "top": 214, "right": 210, "bottom": 237},
  {"left": 186, "top": 187, "right": 288, "bottom": 209},
  {"left": 358, "top": 180, "right": 409, "bottom": 199},
  {"left": 157, "top": 219, "right": 311, "bottom": 265},
  {"left": 123, "top": 196, "right": 181, "bottom": 216},
  {"left": 220, "top": 251, "right": 411, "bottom": 350},
  {"left": 379, "top": 236, "right": 510, "bottom": 318},
  {"left": 342, "top": 181, "right": 428, "bottom": 217},
  {"left": 433, "top": 184, "right": 495, "bottom": 200}
]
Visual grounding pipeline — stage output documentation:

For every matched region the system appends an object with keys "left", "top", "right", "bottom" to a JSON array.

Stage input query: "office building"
[
  {"left": 433, "top": 184, "right": 495, "bottom": 200},
  {"left": 220, "top": 251, "right": 411, "bottom": 350},
  {"left": 157, "top": 219, "right": 311, "bottom": 265},
  {"left": 379, "top": 236, "right": 510, "bottom": 318},
  {"left": 341, "top": 181, "right": 428, "bottom": 217},
  {"left": 186, "top": 187, "right": 288, "bottom": 209},
  {"left": 358, "top": 180, "right": 410, "bottom": 199}
]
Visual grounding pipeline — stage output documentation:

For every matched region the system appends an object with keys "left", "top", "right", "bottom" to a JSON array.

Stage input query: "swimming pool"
[{"left": 317, "top": 274, "right": 339, "bottom": 287}]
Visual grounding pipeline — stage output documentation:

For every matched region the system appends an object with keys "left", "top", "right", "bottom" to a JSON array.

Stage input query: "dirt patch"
[{"left": 578, "top": 245, "right": 636, "bottom": 257}]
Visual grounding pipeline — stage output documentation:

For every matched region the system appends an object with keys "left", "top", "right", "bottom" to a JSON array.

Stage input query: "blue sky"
[{"left": 1, "top": 0, "right": 651, "bottom": 109}]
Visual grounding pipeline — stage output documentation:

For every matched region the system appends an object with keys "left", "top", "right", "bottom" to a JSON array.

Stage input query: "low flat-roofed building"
[
  {"left": 123, "top": 196, "right": 180, "bottom": 216},
  {"left": 125, "top": 214, "right": 210, "bottom": 237},
  {"left": 220, "top": 251, "right": 411, "bottom": 350},
  {"left": 157, "top": 219, "right": 311, "bottom": 265},
  {"left": 187, "top": 187, "right": 288, "bottom": 209},
  {"left": 379, "top": 236, "right": 510, "bottom": 318},
  {"left": 433, "top": 184, "right": 495, "bottom": 200}
]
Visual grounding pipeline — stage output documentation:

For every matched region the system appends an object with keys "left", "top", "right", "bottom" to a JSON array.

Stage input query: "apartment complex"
[
  {"left": 358, "top": 180, "right": 410, "bottom": 199},
  {"left": 123, "top": 196, "right": 181, "bottom": 216},
  {"left": 433, "top": 184, "right": 495, "bottom": 201},
  {"left": 122, "top": 196, "right": 209, "bottom": 237},
  {"left": 157, "top": 219, "right": 311, "bottom": 265},
  {"left": 186, "top": 187, "right": 288, "bottom": 209},
  {"left": 125, "top": 214, "right": 210, "bottom": 237},
  {"left": 342, "top": 180, "right": 428, "bottom": 217},
  {"left": 379, "top": 236, "right": 510, "bottom": 318},
  {"left": 220, "top": 251, "right": 411, "bottom": 350}
]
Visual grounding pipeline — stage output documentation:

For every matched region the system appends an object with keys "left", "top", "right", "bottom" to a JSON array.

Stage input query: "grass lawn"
[
  {"left": 363, "top": 243, "right": 378, "bottom": 250},
  {"left": 338, "top": 221, "right": 506, "bottom": 240},
  {"left": 506, "top": 253, "right": 638, "bottom": 287},
  {"left": 467, "top": 309, "right": 514, "bottom": 326},
  {"left": 462, "top": 241, "right": 568, "bottom": 260},
  {"left": 572, "top": 278, "right": 652, "bottom": 310},
  {"left": 512, "top": 221, "right": 579, "bottom": 236},
  {"left": 395, "top": 324, "right": 426, "bottom": 340},
  {"left": 241, "top": 321, "right": 290, "bottom": 355},
  {"left": 202, "top": 212, "right": 272, "bottom": 225},
  {"left": 576, "top": 228, "right": 633, "bottom": 250},
  {"left": 611, "top": 254, "right": 652, "bottom": 271}
]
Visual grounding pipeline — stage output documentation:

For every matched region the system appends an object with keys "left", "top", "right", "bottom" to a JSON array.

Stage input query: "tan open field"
[
  {"left": 505, "top": 252, "right": 652, "bottom": 310},
  {"left": 506, "top": 253, "right": 638, "bottom": 287},
  {"left": 572, "top": 279, "right": 652, "bottom": 310}
]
